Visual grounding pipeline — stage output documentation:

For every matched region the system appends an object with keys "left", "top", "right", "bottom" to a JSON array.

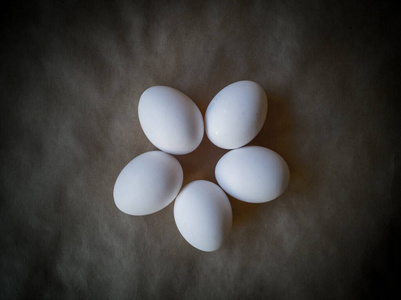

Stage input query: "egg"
[
  {"left": 138, "top": 86, "right": 204, "bottom": 155},
  {"left": 174, "top": 180, "right": 232, "bottom": 252},
  {"left": 205, "top": 80, "right": 268, "bottom": 149},
  {"left": 215, "top": 146, "right": 290, "bottom": 203},
  {"left": 113, "top": 151, "right": 183, "bottom": 216}
]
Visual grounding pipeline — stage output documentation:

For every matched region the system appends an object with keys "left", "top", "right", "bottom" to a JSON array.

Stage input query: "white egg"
[
  {"left": 138, "top": 86, "right": 204, "bottom": 155},
  {"left": 215, "top": 146, "right": 290, "bottom": 203},
  {"left": 205, "top": 80, "right": 268, "bottom": 149},
  {"left": 113, "top": 151, "right": 183, "bottom": 216},
  {"left": 174, "top": 180, "right": 232, "bottom": 252}
]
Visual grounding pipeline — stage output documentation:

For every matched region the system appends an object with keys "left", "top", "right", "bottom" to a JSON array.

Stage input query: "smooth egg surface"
[
  {"left": 174, "top": 180, "right": 232, "bottom": 252},
  {"left": 215, "top": 146, "right": 290, "bottom": 203},
  {"left": 113, "top": 151, "right": 183, "bottom": 216},
  {"left": 138, "top": 86, "right": 204, "bottom": 155},
  {"left": 205, "top": 80, "right": 267, "bottom": 149}
]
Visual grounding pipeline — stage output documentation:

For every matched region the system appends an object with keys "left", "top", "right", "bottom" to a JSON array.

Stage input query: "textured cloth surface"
[{"left": 1, "top": 0, "right": 400, "bottom": 299}]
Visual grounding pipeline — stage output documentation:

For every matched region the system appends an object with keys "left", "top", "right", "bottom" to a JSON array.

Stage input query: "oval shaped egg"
[
  {"left": 174, "top": 180, "right": 232, "bottom": 252},
  {"left": 138, "top": 86, "right": 204, "bottom": 155},
  {"left": 205, "top": 80, "right": 267, "bottom": 149},
  {"left": 215, "top": 146, "right": 290, "bottom": 203},
  {"left": 113, "top": 151, "right": 183, "bottom": 216}
]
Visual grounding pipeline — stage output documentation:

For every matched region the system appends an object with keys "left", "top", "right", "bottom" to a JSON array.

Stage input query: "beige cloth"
[{"left": 1, "top": 0, "right": 399, "bottom": 299}]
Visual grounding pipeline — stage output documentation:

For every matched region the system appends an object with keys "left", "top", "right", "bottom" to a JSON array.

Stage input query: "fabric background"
[{"left": 1, "top": 0, "right": 400, "bottom": 299}]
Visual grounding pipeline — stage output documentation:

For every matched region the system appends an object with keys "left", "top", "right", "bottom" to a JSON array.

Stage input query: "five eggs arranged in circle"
[{"left": 113, "top": 80, "right": 290, "bottom": 252}]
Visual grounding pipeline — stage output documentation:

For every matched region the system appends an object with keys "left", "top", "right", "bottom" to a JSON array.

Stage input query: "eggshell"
[
  {"left": 174, "top": 180, "right": 232, "bottom": 252},
  {"left": 138, "top": 86, "right": 204, "bottom": 155},
  {"left": 215, "top": 146, "right": 290, "bottom": 203},
  {"left": 205, "top": 80, "right": 267, "bottom": 149},
  {"left": 113, "top": 151, "right": 183, "bottom": 216}
]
